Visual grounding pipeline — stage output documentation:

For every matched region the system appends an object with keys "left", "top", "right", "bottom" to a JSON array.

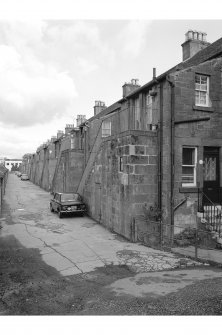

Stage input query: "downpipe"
[{"left": 167, "top": 76, "right": 175, "bottom": 246}]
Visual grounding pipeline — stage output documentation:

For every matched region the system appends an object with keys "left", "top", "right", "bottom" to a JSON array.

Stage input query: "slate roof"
[
  {"left": 121, "top": 36, "right": 222, "bottom": 100},
  {"left": 80, "top": 101, "right": 121, "bottom": 126},
  {"left": 82, "top": 35, "right": 222, "bottom": 121}
]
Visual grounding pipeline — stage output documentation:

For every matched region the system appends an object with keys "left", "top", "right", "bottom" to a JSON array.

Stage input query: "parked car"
[
  {"left": 50, "top": 192, "right": 86, "bottom": 218},
  {"left": 21, "top": 174, "right": 29, "bottom": 180}
]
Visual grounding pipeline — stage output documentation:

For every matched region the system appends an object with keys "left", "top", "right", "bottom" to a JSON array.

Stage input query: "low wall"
[{"left": 0, "top": 166, "right": 8, "bottom": 212}]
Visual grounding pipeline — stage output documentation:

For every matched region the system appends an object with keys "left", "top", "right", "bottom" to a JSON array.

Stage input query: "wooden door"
[{"left": 203, "top": 147, "right": 220, "bottom": 204}]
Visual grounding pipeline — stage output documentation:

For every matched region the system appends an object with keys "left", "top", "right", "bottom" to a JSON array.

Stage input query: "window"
[
  {"left": 182, "top": 147, "right": 197, "bottom": 187},
  {"left": 134, "top": 98, "right": 141, "bottom": 129},
  {"left": 61, "top": 193, "right": 81, "bottom": 202},
  {"left": 195, "top": 74, "right": 210, "bottom": 107},
  {"left": 145, "top": 93, "right": 153, "bottom": 129},
  {"left": 102, "top": 120, "right": 111, "bottom": 137},
  {"left": 119, "top": 157, "right": 123, "bottom": 172}
]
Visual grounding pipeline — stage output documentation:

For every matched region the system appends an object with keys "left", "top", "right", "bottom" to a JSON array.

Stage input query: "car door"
[{"left": 52, "top": 193, "right": 57, "bottom": 210}]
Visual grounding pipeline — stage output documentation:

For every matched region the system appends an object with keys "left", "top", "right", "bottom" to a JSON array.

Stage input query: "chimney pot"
[
  {"left": 187, "top": 30, "right": 193, "bottom": 40},
  {"left": 76, "top": 115, "right": 86, "bottom": 127}
]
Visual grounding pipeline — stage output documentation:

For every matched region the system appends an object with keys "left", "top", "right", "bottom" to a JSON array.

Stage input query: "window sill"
[
  {"left": 179, "top": 187, "right": 199, "bottom": 193},
  {"left": 193, "top": 105, "right": 214, "bottom": 113}
]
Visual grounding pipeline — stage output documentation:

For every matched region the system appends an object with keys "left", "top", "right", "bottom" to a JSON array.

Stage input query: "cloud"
[
  {"left": 44, "top": 20, "right": 115, "bottom": 73},
  {"left": 0, "top": 115, "right": 74, "bottom": 158},
  {"left": 0, "top": 21, "right": 77, "bottom": 127},
  {"left": 118, "top": 20, "right": 152, "bottom": 58}
]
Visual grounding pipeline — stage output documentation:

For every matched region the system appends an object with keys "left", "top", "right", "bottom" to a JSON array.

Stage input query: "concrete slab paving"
[
  {"left": 42, "top": 252, "right": 75, "bottom": 271},
  {"left": 60, "top": 266, "right": 82, "bottom": 276},
  {"left": 1, "top": 174, "right": 204, "bottom": 277},
  {"left": 76, "top": 259, "right": 105, "bottom": 272},
  {"left": 55, "top": 249, "right": 99, "bottom": 264},
  {"left": 39, "top": 247, "right": 55, "bottom": 255}
]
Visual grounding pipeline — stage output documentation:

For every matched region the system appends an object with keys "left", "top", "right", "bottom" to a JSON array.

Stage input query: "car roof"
[{"left": 54, "top": 192, "right": 80, "bottom": 195}]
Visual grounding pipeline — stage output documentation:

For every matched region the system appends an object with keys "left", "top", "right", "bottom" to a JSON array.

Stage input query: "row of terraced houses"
[{"left": 22, "top": 30, "right": 222, "bottom": 247}]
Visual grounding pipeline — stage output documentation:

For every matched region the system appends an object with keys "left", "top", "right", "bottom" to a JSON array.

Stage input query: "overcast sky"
[{"left": 1, "top": 18, "right": 222, "bottom": 158}]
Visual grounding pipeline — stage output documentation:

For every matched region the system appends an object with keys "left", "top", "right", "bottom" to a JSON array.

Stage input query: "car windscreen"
[{"left": 61, "top": 194, "right": 81, "bottom": 202}]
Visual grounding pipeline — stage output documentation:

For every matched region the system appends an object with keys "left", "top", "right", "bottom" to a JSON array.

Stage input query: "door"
[{"left": 203, "top": 147, "right": 220, "bottom": 204}]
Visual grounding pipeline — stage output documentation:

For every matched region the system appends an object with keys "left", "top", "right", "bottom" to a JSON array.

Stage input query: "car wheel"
[
  {"left": 50, "top": 204, "right": 54, "bottom": 212},
  {"left": 58, "top": 210, "right": 63, "bottom": 219}
]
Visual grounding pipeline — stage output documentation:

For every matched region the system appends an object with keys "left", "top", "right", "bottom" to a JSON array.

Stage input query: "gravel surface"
[{"left": 1, "top": 234, "right": 222, "bottom": 315}]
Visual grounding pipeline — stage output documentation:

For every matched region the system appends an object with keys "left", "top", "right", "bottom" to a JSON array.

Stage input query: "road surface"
[{"left": 0, "top": 173, "right": 222, "bottom": 315}]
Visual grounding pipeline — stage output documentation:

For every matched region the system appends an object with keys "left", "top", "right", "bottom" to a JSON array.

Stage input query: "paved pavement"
[
  {"left": 0, "top": 174, "right": 201, "bottom": 276},
  {"left": 172, "top": 246, "right": 222, "bottom": 265}
]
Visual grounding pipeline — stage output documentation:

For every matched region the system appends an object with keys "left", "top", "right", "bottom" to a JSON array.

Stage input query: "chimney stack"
[
  {"left": 65, "top": 124, "right": 75, "bottom": 134},
  {"left": 94, "top": 101, "right": 106, "bottom": 116},
  {"left": 122, "top": 79, "right": 140, "bottom": 98},
  {"left": 57, "top": 130, "right": 64, "bottom": 139},
  {"left": 51, "top": 136, "right": 57, "bottom": 142},
  {"left": 181, "top": 30, "right": 210, "bottom": 61},
  {"left": 76, "top": 115, "right": 86, "bottom": 127}
]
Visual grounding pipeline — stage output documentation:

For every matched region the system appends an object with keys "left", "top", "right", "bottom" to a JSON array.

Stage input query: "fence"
[{"left": 132, "top": 203, "right": 222, "bottom": 263}]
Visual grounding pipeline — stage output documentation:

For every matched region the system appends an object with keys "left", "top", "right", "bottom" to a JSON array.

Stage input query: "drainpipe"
[
  {"left": 158, "top": 82, "right": 163, "bottom": 215},
  {"left": 167, "top": 75, "right": 175, "bottom": 244},
  {"left": 158, "top": 81, "right": 164, "bottom": 247}
]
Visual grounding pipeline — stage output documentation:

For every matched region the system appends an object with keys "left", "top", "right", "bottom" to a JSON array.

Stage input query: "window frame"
[
  {"left": 182, "top": 146, "right": 197, "bottom": 187},
  {"left": 134, "top": 97, "right": 141, "bottom": 130},
  {"left": 119, "top": 156, "right": 123, "bottom": 172},
  {"left": 145, "top": 93, "right": 153, "bottom": 128},
  {"left": 102, "top": 120, "right": 111, "bottom": 137},
  {"left": 195, "top": 74, "right": 210, "bottom": 107}
]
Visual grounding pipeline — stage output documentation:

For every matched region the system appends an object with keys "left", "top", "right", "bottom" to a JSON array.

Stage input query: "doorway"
[{"left": 203, "top": 147, "right": 220, "bottom": 204}]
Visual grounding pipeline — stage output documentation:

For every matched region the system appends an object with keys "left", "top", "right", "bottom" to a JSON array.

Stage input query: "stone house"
[
  {"left": 77, "top": 30, "right": 222, "bottom": 246},
  {"left": 22, "top": 30, "right": 222, "bottom": 247},
  {"left": 4, "top": 159, "right": 22, "bottom": 171},
  {"left": 22, "top": 118, "right": 85, "bottom": 194}
]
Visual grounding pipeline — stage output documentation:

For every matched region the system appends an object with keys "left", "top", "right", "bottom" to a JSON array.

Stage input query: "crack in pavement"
[{"left": 22, "top": 222, "right": 84, "bottom": 274}]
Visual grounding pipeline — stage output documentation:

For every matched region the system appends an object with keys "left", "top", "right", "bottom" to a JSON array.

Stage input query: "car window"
[
  {"left": 61, "top": 194, "right": 81, "bottom": 202},
  {"left": 54, "top": 194, "right": 59, "bottom": 201}
]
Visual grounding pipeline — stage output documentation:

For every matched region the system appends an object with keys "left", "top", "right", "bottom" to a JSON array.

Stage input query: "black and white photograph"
[{"left": 0, "top": 0, "right": 222, "bottom": 331}]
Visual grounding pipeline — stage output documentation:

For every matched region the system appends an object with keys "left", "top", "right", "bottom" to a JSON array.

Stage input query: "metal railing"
[{"left": 198, "top": 188, "right": 222, "bottom": 237}]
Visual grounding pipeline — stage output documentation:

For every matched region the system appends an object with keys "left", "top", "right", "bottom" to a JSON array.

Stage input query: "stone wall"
[
  {"left": 0, "top": 166, "right": 8, "bottom": 212},
  {"left": 25, "top": 131, "right": 84, "bottom": 194},
  {"left": 82, "top": 130, "right": 158, "bottom": 242},
  {"left": 171, "top": 57, "right": 222, "bottom": 234}
]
